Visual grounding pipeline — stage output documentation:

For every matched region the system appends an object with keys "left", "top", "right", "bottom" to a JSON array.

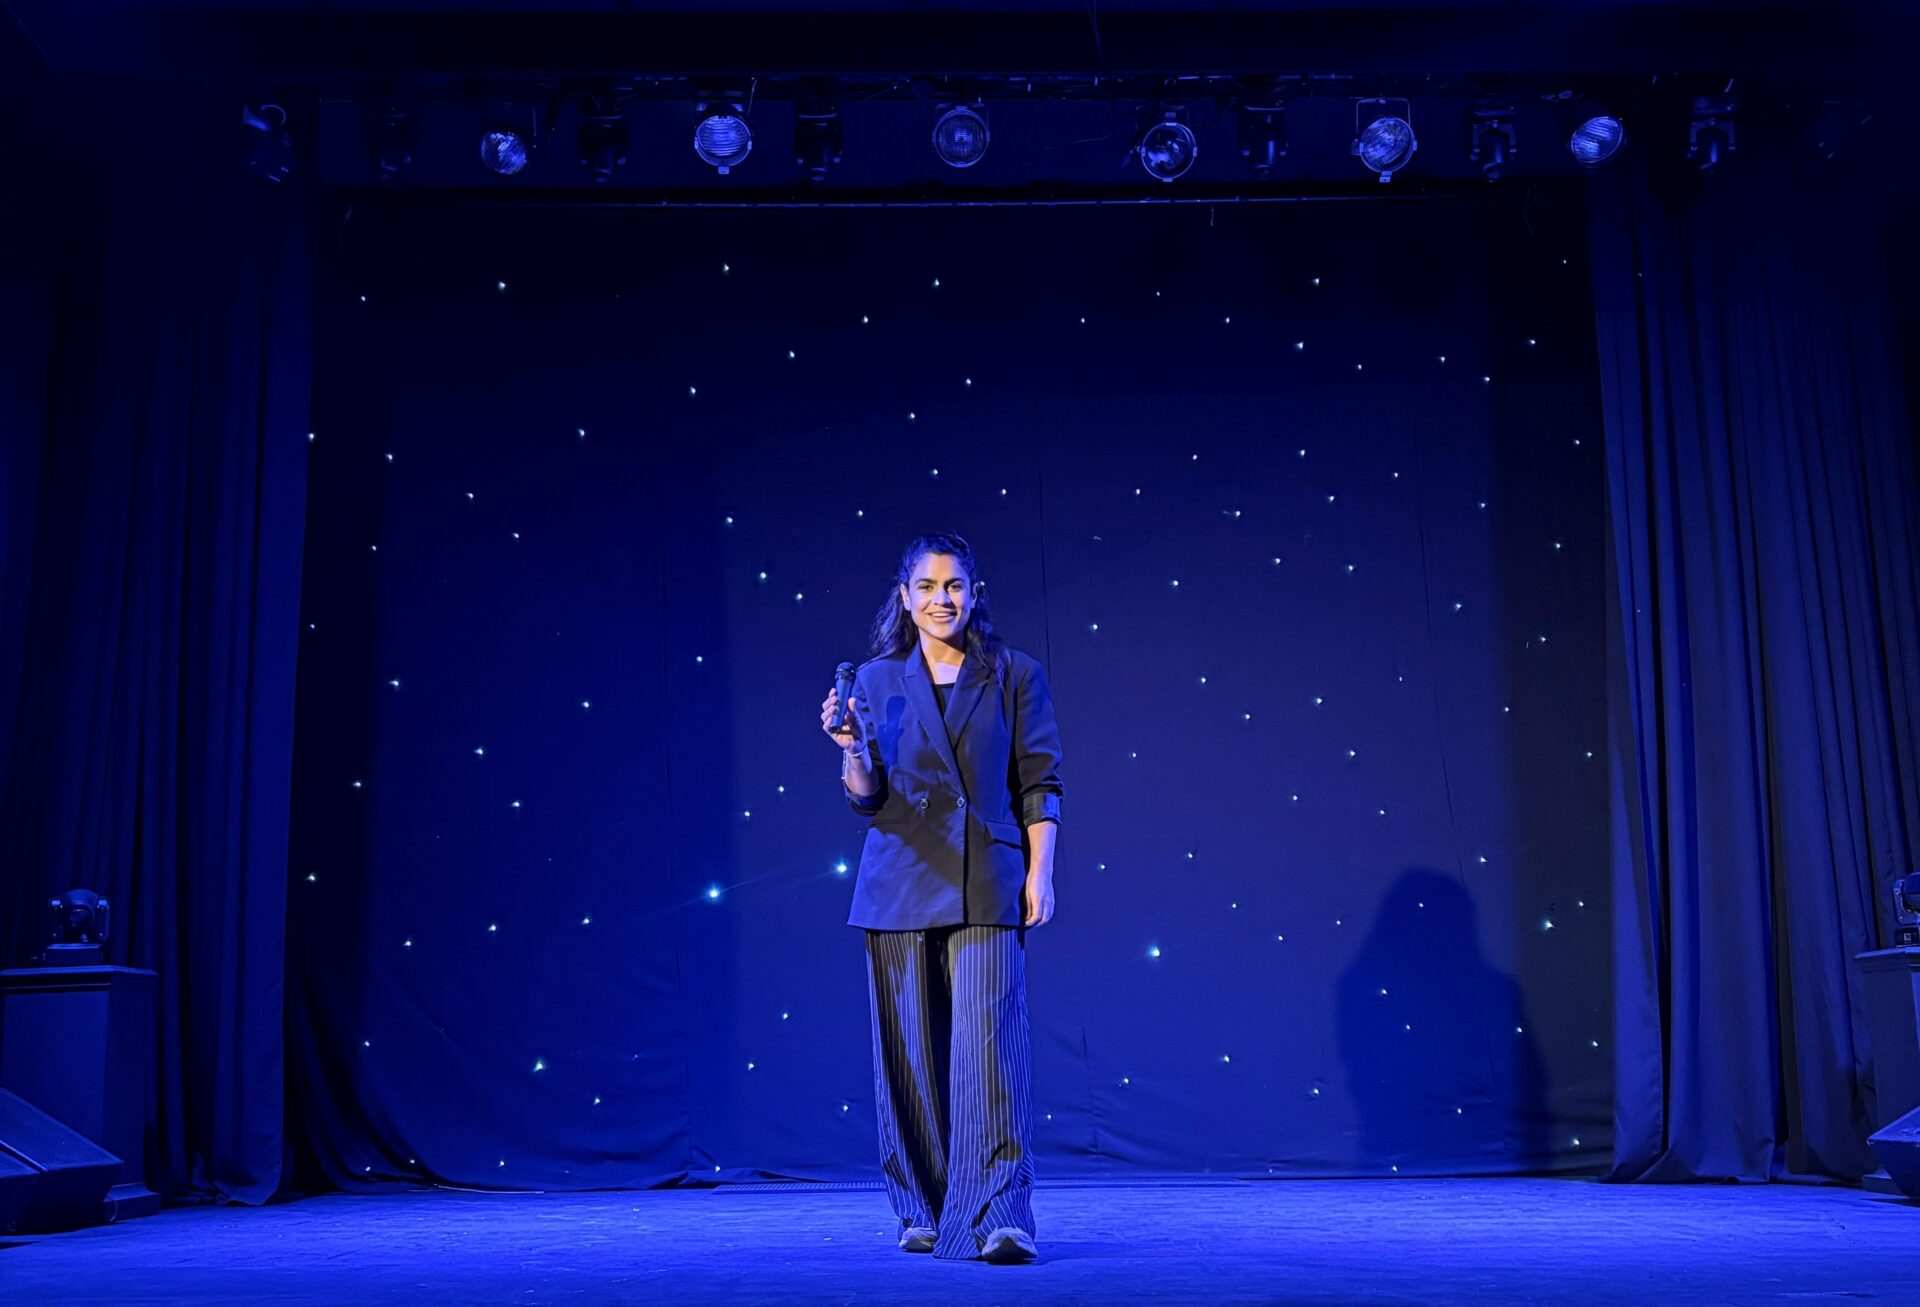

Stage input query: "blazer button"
[
  {"left": 918, "top": 798, "right": 929, "bottom": 812},
  {"left": 956, "top": 796, "right": 967, "bottom": 809}
]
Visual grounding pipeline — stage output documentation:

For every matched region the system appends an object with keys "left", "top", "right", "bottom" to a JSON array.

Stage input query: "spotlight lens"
[
  {"left": 480, "top": 129, "right": 528, "bottom": 175},
  {"left": 933, "top": 106, "right": 990, "bottom": 168},
  {"left": 1570, "top": 115, "right": 1626, "bottom": 167},
  {"left": 695, "top": 114, "right": 753, "bottom": 172},
  {"left": 1138, "top": 121, "right": 1197, "bottom": 182},
  {"left": 1355, "top": 116, "right": 1417, "bottom": 175}
]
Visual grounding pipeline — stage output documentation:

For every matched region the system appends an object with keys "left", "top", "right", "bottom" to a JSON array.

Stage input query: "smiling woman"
[
  {"left": 816, "top": 530, "right": 1064, "bottom": 1263},
  {"left": 914, "top": 561, "right": 963, "bottom": 632}
]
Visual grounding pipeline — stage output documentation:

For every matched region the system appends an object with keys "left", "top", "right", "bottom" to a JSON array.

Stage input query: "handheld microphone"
[{"left": 828, "top": 662, "right": 857, "bottom": 733}]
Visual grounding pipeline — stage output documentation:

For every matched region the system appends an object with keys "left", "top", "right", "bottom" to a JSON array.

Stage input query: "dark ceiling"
[{"left": 4, "top": 2, "right": 1897, "bottom": 81}]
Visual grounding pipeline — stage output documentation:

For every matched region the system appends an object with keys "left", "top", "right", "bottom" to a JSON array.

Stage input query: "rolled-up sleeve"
[
  {"left": 1012, "top": 659, "right": 1064, "bottom": 827},
  {"left": 845, "top": 767, "right": 886, "bottom": 816}
]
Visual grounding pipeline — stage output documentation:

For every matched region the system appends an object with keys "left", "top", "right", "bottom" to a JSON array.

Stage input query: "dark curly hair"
[{"left": 867, "top": 531, "right": 1011, "bottom": 686}]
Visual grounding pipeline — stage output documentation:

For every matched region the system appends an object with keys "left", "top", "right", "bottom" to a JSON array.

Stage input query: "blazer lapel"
[
  {"left": 902, "top": 646, "right": 978, "bottom": 786},
  {"left": 944, "top": 657, "right": 986, "bottom": 752}
]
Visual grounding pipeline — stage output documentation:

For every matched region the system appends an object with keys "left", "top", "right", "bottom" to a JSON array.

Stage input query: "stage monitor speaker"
[
  {"left": 0, "top": 1088, "right": 122, "bottom": 1233},
  {"left": 1868, "top": 1102, "right": 1920, "bottom": 1200},
  {"left": 0, "top": 1147, "right": 35, "bottom": 1233}
]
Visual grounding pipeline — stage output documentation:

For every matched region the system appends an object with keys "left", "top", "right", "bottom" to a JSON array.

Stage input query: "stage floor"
[{"left": 1, "top": 1177, "right": 1908, "bottom": 1305}]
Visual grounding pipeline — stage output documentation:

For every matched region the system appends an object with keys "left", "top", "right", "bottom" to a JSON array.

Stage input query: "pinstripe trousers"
[{"left": 863, "top": 924, "right": 1036, "bottom": 1260}]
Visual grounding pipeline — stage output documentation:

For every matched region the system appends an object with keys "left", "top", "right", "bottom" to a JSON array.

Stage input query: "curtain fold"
[
  {"left": 1592, "top": 150, "right": 1920, "bottom": 1182},
  {"left": 0, "top": 85, "right": 313, "bottom": 1204}
]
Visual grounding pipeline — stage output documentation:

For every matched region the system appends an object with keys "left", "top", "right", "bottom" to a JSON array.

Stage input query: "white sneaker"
[
  {"left": 898, "top": 1225, "right": 937, "bottom": 1253},
  {"left": 980, "top": 1226, "right": 1037, "bottom": 1263}
]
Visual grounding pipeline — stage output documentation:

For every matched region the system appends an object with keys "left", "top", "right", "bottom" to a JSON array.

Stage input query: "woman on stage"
[{"left": 820, "top": 531, "right": 1064, "bottom": 1264}]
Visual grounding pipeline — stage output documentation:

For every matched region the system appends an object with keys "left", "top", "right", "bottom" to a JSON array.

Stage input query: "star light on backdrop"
[{"left": 296, "top": 199, "right": 1607, "bottom": 1186}]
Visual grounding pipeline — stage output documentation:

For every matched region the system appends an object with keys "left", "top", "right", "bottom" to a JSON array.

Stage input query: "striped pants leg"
[{"left": 863, "top": 924, "right": 1036, "bottom": 1259}]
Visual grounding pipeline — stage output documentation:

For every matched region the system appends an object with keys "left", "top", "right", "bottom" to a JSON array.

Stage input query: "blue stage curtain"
[
  {"left": 1590, "top": 150, "right": 1920, "bottom": 1182},
  {"left": 0, "top": 86, "right": 312, "bottom": 1204}
]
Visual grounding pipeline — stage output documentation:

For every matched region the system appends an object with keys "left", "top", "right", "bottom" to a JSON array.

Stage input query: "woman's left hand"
[{"left": 1022, "top": 867, "right": 1055, "bottom": 927}]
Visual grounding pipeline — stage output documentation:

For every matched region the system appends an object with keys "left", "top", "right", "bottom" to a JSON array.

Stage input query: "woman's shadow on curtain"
[{"left": 1336, "top": 867, "right": 1551, "bottom": 1173}]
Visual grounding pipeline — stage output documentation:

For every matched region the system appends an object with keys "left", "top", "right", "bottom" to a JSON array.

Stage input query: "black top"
[{"left": 930, "top": 676, "right": 960, "bottom": 751}]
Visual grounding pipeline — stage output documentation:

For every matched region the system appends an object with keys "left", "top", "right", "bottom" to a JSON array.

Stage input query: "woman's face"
[{"left": 900, "top": 552, "right": 972, "bottom": 644}]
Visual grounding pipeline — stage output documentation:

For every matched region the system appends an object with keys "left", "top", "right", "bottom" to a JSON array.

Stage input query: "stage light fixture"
[
  {"left": 371, "top": 108, "right": 413, "bottom": 183},
  {"left": 481, "top": 128, "right": 529, "bottom": 175},
  {"left": 932, "top": 105, "right": 990, "bottom": 168},
  {"left": 1688, "top": 92, "right": 1737, "bottom": 171},
  {"left": 1352, "top": 98, "right": 1416, "bottom": 182},
  {"left": 241, "top": 103, "right": 294, "bottom": 184},
  {"left": 1569, "top": 114, "right": 1627, "bottom": 168},
  {"left": 1238, "top": 97, "right": 1288, "bottom": 179},
  {"left": 577, "top": 99, "right": 629, "bottom": 184},
  {"left": 1806, "top": 98, "right": 1874, "bottom": 161},
  {"left": 479, "top": 99, "right": 543, "bottom": 176},
  {"left": 1470, "top": 103, "right": 1517, "bottom": 181},
  {"left": 45, "top": 888, "right": 111, "bottom": 965},
  {"left": 1137, "top": 109, "right": 1197, "bottom": 183},
  {"left": 50, "top": 889, "right": 110, "bottom": 938},
  {"left": 794, "top": 93, "right": 844, "bottom": 182},
  {"left": 694, "top": 101, "right": 753, "bottom": 174},
  {"left": 1894, "top": 871, "right": 1920, "bottom": 946}
]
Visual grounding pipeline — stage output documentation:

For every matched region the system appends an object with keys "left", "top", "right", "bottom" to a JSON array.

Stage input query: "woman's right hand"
[{"left": 821, "top": 687, "right": 867, "bottom": 754}]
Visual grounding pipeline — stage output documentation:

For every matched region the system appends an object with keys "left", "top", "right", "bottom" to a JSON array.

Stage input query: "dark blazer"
[{"left": 842, "top": 643, "right": 1064, "bottom": 930}]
